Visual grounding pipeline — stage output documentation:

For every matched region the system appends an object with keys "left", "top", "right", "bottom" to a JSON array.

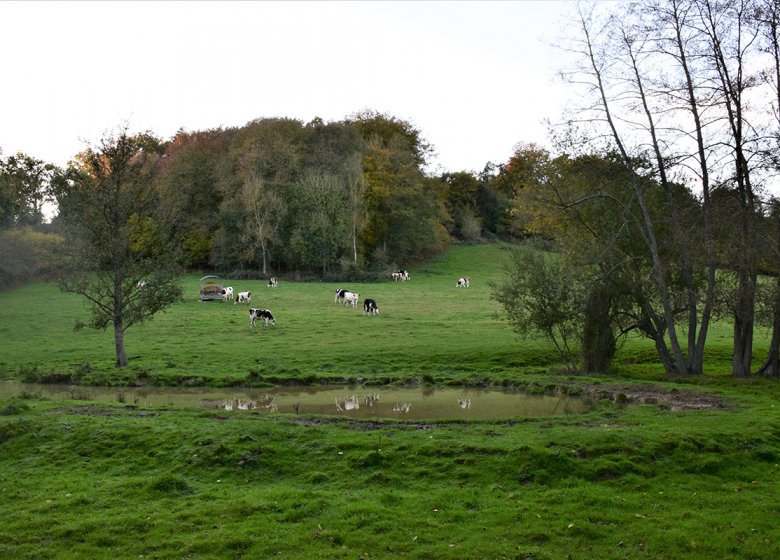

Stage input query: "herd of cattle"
[{"left": 211, "top": 270, "right": 470, "bottom": 328}]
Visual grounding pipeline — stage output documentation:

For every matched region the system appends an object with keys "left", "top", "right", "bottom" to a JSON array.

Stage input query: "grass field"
[
  {"left": 0, "top": 242, "right": 761, "bottom": 386},
  {"left": 0, "top": 243, "right": 563, "bottom": 387},
  {"left": 1, "top": 242, "right": 779, "bottom": 558}
]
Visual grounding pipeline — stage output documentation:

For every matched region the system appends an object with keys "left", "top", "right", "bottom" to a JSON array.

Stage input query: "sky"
[{"left": 0, "top": 1, "right": 575, "bottom": 175}]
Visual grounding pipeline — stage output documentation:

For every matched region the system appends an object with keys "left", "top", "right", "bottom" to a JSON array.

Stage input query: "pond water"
[{"left": 0, "top": 381, "right": 591, "bottom": 421}]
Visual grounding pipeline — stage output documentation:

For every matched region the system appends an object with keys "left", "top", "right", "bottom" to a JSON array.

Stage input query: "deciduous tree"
[
  {"left": 0, "top": 152, "right": 59, "bottom": 228},
  {"left": 56, "top": 126, "right": 182, "bottom": 367}
]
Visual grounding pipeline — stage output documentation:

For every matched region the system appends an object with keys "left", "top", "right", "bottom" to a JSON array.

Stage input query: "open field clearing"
[
  {"left": 1, "top": 243, "right": 779, "bottom": 558},
  {"left": 1, "top": 244, "right": 564, "bottom": 387},
  {"left": 0, "top": 243, "right": 764, "bottom": 386}
]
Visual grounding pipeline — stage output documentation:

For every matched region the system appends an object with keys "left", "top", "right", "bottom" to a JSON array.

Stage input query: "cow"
[
  {"left": 342, "top": 291, "right": 359, "bottom": 308},
  {"left": 222, "top": 286, "right": 234, "bottom": 301},
  {"left": 392, "top": 270, "right": 410, "bottom": 282},
  {"left": 234, "top": 291, "right": 251, "bottom": 304},
  {"left": 363, "top": 298, "right": 379, "bottom": 316},
  {"left": 456, "top": 277, "right": 470, "bottom": 288},
  {"left": 267, "top": 277, "right": 278, "bottom": 288},
  {"left": 335, "top": 289, "right": 359, "bottom": 307},
  {"left": 135, "top": 279, "right": 148, "bottom": 289},
  {"left": 249, "top": 308, "right": 275, "bottom": 327}
]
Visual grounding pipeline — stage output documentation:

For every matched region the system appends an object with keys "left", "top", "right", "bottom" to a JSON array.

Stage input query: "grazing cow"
[
  {"left": 335, "top": 289, "right": 359, "bottom": 307},
  {"left": 249, "top": 308, "right": 275, "bottom": 327},
  {"left": 222, "top": 286, "right": 234, "bottom": 302},
  {"left": 363, "top": 298, "right": 379, "bottom": 316},
  {"left": 267, "top": 277, "right": 278, "bottom": 288},
  {"left": 234, "top": 291, "right": 251, "bottom": 304},
  {"left": 335, "top": 288, "right": 357, "bottom": 304},
  {"left": 456, "top": 276, "right": 470, "bottom": 288},
  {"left": 341, "top": 291, "right": 359, "bottom": 308}
]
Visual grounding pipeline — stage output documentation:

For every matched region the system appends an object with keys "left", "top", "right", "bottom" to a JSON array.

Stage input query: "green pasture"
[
  {"left": 0, "top": 243, "right": 557, "bottom": 387},
  {"left": 1, "top": 386, "right": 778, "bottom": 559},
  {"left": 0, "top": 242, "right": 762, "bottom": 386},
  {"left": 1, "top": 243, "right": 779, "bottom": 558}
]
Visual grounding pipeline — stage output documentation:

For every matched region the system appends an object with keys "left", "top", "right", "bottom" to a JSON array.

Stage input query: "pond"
[{"left": 0, "top": 381, "right": 591, "bottom": 421}]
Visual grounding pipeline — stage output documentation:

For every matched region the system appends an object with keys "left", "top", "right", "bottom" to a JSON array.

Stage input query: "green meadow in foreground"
[
  {"left": 0, "top": 386, "right": 778, "bottom": 559},
  {"left": 1, "top": 243, "right": 779, "bottom": 558}
]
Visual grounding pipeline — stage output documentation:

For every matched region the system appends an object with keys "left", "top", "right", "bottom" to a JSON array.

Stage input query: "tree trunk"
[
  {"left": 758, "top": 277, "right": 780, "bottom": 376},
  {"left": 732, "top": 270, "right": 757, "bottom": 377},
  {"left": 352, "top": 225, "right": 358, "bottom": 264},
  {"left": 114, "top": 277, "right": 128, "bottom": 367},
  {"left": 640, "top": 303, "right": 676, "bottom": 376},
  {"left": 653, "top": 335, "right": 675, "bottom": 376},
  {"left": 581, "top": 285, "right": 616, "bottom": 373},
  {"left": 113, "top": 248, "right": 129, "bottom": 367},
  {"left": 114, "top": 322, "right": 128, "bottom": 367}
]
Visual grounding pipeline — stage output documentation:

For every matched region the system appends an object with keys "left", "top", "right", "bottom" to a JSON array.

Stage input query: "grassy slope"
[
  {"left": 0, "top": 242, "right": 761, "bottom": 386},
  {"left": 1, "top": 242, "right": 779, "bottom": 559},
  {"left": 0, "top": 243, "right": 553, "bottom": 386}
]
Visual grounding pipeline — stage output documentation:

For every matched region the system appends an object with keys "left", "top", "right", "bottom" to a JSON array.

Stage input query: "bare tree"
[
  {"left": 560, "top": 0, "right": 769, "bottom": 375},
  {"left": 754, "top": 0, "right": 780, "bottom": 375},
  {"left": 344, "top": 153, "right": 367, "bottom": 264},
  {"left": 565, "top": 3, "right": 692, "bottom": 374},
  {"left": 697, "top": 0, "right": 763, "bottom": 376},
  {"left": 239, "top": 171, "right": 286, "bottom": 275}
]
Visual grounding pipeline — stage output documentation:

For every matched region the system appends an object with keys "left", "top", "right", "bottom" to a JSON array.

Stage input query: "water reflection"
[{"left": 0, "top": 381, "right": 590, "bottom": 420}]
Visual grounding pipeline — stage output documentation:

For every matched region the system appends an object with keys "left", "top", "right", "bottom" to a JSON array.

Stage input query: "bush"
[
  {"left": 0, "top": 227, "right": 64, "bottom": 289},
  {"left": 0, "top": 400, "right": 31, "bottom": 416}
]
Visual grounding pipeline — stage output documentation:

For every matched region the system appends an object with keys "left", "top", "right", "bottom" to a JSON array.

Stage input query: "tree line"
[{"left": 0, "top": 111, "right": 519, "bottom": 282}]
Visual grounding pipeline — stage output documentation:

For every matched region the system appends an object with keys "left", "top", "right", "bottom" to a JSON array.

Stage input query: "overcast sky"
[{"left": 1, "top": 0, "right": 575, "bottom": 174}]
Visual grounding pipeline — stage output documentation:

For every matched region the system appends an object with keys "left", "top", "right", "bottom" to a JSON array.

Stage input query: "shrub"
[
  {"left": 0, "top": 400, "right": 31, "bottom": 416},
  {"left": 0, "top": 227, "right": 64, "bottom": 289}
]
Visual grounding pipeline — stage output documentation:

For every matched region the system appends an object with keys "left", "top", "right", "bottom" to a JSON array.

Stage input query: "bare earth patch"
[{"left": 581, "top": 384, "right": 729, "bottom": 411}]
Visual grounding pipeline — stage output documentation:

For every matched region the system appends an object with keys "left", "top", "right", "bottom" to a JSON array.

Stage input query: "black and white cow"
[
  {"left": 234, "top": 291, "right": 251, "bottom": 304},
  {"left": 363, "top": 298, "right": 379, "bottom": 316},
  {"left": 267, "top": 277, "right": 278, "bottom": 288},
  {"left": 222, "top": 286, "right": 234, "bottom": 301},
  {"left": 392, "top": 270, "right": 410, "bottom": 282},
  {"left": 335, "top": 288, "right": 359, "bottom": 307},
  {"left": 342, "top": 291, "right": 359, "bottom": 308},
  {"left": 456, "top": 277, "right": 470, "bottom": 288},
  {"left": 249, "top": 308, "right": 275, "bottom": 327}
]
